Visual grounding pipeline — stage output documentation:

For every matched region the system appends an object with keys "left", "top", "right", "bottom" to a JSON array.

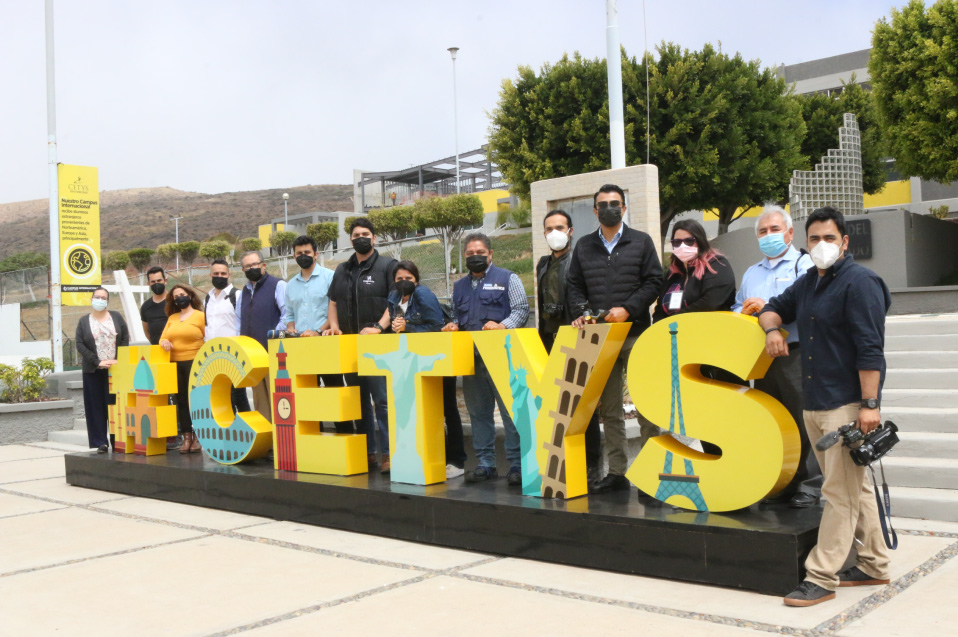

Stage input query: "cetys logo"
[{"left": 63, "top": 244, "right": 97, "bottom": 279}]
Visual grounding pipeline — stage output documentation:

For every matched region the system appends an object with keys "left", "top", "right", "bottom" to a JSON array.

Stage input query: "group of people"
[{"left": 77, "top": 182, "right": 891, "bottom": 608}]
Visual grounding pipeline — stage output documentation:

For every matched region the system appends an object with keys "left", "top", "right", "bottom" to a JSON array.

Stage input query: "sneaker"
[
  {"left": 506, "top": 465, "right": 522, "bottom": 486},
  {"left": 464, "top": 466, "right": 498, "bottom": 483},
  {"left": 446, "top": 464, "right": 465, "bottom": 479},
  {"left": 783, "top": 580, "right": 836, "bottom": 607},
  {"left": 838, "top": 566, "right": 890, "bottom": 587},
  {"left": 588, "top": 473, "right": 630, "bottom": 494},
  {"left": 166, "top": 435, "right": 182, "bottom": 451}
]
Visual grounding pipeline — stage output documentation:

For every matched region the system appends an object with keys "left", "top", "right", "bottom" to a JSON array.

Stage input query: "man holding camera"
[{"left": 760, "top": 207, "right": 892, "bottom": 607}]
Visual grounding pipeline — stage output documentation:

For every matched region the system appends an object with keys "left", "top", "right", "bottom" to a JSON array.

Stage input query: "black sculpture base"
[{"left": 65, "top": 451, "right": 820, "bottom": 595}]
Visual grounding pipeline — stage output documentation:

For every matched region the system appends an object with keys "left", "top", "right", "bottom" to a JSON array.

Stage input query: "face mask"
[
  {"left": 174, "top": 295, "right": 191, "bottom": 309},
  {"left": 673, "top": 244, "right": 699, "bottom": 263},
  {"left": 211, "top": 276, "right": 229, "bottom": 290},
  {"left": 245, "top": 267, "right": 263, "bottom": 282},
  {"left": 150, "top": 282, "right": 166, "bottom": 295},
  {"left": 466, "top": 255, "right": 489, "bottom": 274},
  {"left": 810, "top": 241, "right": 842, "bottom": 269},
  {"left": 91, "top": 298, "right": 108, "bottom": 312},
  {"left": 396, "top": 280, "right": 416, "bottom": 297},
  {"left": 758, "top": 233, "right": 788, "bottom": 258},
  {"left": 545, "top": 229, "right": 570, "bottom": 252},
  {"left": 597, "top": 207, "right": 622, "bottom": 228},
  {"left": 352, "top": 236, "right": 373, "bottom": 255},
  {"left": 295, "top": 254, "right": 314, "bottom": 270}
]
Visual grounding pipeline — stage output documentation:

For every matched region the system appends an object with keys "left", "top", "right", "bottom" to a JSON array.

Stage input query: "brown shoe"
[
  {"left": 368, "top": 453, "right": 378, "bottom": 468},
  {"left": 189, "top": 432, "right": 202, "bottom": 453},
  {"left": 380, "top": 454, "right": 391, "bottom": 474},
  {"left": 179, "top": 432, "right": 192, "bottom": 454}
]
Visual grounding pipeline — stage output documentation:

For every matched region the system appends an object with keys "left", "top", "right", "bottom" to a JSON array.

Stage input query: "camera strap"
[{"left": 870, "top": 460, "right": 898, "bottom": 550}]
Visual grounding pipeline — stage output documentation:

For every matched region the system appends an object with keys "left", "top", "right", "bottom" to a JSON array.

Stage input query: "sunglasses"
[
  {"left": 595, "top": 201, "right": 623, "bottom": 212},
  {"left": 670, "top": 237, "right": 697, "bottom": 248}
]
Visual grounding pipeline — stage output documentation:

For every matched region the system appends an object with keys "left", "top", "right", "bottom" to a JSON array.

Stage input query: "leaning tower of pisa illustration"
[{"left": 789, "top": 113, "right": 864, "bottom": 221}]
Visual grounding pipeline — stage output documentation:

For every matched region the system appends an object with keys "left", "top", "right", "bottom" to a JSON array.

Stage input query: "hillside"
[{"left": 0, "top": 184, "right": 353, "bottom": 258}]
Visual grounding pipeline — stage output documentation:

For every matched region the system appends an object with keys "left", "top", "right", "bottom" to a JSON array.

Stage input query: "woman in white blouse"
[{"left": 75, "top": 287, "right": 130, "bottom": 453}]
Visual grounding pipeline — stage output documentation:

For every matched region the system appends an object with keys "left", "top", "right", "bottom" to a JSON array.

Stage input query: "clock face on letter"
[{"left": 277, "top": 397, "right": 292, "bottom": 420}]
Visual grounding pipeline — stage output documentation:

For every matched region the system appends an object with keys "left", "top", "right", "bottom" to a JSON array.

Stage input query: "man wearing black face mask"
[
  {"left": 235, "top": 250, "right": 287, "bottom": 421},
  {"left": 324, "top": 218, "right": 397, "bottom": 468},
  {"left": 140, "top": 266, "right": 170, "bottom": 346},
  {"left": 567, "top": 183, "right": 663, "bottom": 494},
  {"left": 203, "top": 259, "right": 249, "bottom": 413}
]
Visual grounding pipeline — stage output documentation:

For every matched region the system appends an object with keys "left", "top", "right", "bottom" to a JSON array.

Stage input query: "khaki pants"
[
  {"left": 803, "top": 403, "right": 890, "bottom": 590},
  {"left": 599, "top": 335, "right": 658, "bottom": 475},
  {"left": 251, "top": 378, "right": 271, "bottom": 423}
]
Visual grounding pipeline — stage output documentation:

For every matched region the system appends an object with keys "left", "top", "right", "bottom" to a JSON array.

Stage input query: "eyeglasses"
[
  {"left": 671, "top": 237, "right": 697, "bottom": 248},
  {"left": 595, "top": 201, "right": 623, "bottom": 212},
  {"left": 242, "top": 263, "right": 263, "bottom": 271}
]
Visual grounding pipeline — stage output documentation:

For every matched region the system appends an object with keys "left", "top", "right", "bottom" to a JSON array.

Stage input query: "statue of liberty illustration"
[{"left": 504, "top": 335, "right": 542, "bottom": 495}]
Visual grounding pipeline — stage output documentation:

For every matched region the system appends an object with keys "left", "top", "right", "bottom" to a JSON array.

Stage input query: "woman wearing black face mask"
[
  {"left": 159, "top": 284, "right": 205, "bottom": 454},
  {"left": 386, "top": 261, "right": 466, "bottom": 477}
]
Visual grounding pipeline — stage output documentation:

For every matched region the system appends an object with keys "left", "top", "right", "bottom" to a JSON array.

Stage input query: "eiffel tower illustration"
[{"left": 655, "top": 322, "right": 708, "bottom": 511}]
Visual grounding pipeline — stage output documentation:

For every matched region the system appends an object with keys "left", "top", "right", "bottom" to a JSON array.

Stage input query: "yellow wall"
[
  {"left": 475, "top": 189, "right": 511, "bottom": 214},
  {"left": 864, "top": 179, "right": 910, "bottom": 208},
  {"left": 258, "top": 223, "right": 284, "bottom": 248}
]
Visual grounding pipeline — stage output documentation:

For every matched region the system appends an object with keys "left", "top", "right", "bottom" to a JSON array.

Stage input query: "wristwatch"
[
  {"left": 860, "top": 398, "right": 880, "bottom": 409},
  {"left": 764, "top": 326, "right": 781, "bottom": 335}
]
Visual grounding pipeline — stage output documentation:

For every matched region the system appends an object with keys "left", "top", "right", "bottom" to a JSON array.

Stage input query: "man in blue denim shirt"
[
  {"left": 734, "top": 205, "right": 821, "bottom": 509},
  {"left": 760, "top": 207, "right": 891, "bottom": 608}
]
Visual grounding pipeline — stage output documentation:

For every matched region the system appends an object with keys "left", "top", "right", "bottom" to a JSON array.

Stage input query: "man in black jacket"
[
  {"left": 566, "top": 184, "right": 663, "bottom": 494},
  {"left": 536, "top": 209, "right": 601, "bottom": 482},
  {"left": 325, "top": 218, "right": 397, "bottom": 471}
]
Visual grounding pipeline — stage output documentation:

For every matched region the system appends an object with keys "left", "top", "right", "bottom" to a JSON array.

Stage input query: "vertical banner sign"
[{"left": 57, "top": 164, "right": 101, "bottom": 306}]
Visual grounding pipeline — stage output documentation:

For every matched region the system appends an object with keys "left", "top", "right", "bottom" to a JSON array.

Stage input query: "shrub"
[{"left": 0, "top": 357, "right": 55, "bottom": 403}]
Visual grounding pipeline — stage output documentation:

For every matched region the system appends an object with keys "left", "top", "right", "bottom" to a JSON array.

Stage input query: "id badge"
[{"left": 668, "top": 290, "right": 683, "bottom": 311}]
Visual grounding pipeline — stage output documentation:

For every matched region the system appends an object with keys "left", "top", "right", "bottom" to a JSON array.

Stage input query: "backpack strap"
[{"left": 795, "top": 248, "right": 810, "bottom": 277}]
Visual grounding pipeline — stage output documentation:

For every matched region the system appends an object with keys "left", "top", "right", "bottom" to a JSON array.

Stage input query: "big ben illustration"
[{"left": 272, "top": 342, "right": 297, "bottom": 471}]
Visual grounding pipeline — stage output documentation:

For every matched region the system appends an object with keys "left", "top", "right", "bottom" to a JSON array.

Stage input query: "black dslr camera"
[
  {"left": 816, "top": 421, "right": 900, "bottom": 466},
  {"left": 541, "top": 303, "right": 565, "bottom": 320}
]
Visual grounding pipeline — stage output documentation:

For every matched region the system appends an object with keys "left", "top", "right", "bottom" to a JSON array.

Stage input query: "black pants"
[
  {"left": 317, "top": 373, "right": 355, "bottom": 434},
  {"left": 175, "top": 359, "right": 194, "bottom": 435},
  {"left": 755, "top": 346, "right": 822, "bottom": 496},
  {"left": 541, "top": 330, "right": 602, "bottom": 469},
  {"left": 83, "top": 368, "right": 115, "bottom": 449},
  {"left": 231, "top": 386, "right": 251, "bottom": 413},
  {"left": 444, "top": 376, "right": 467, "bottom": 468}
]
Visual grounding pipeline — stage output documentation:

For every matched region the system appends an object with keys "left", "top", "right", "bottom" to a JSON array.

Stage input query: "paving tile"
[
  {"left": 0, "top": 507, "right": 202, "bottom": 574},
  {"left": 242, "top": 575, "right": 766, "bottom": 636},
  {"left": 1, "top": 477, "right": 133, "bottom": 505},
  {"left": 0, "top": 492, "right": 66, "bottom": 518},
  {"left": 94, "top": 497, "right": 271, "bottom": 530},
  {"left": 0, "top": 535, "right": 420, "bottom": 637},
  {"left": 24, "top": 441, "right": 88, "bottom": 453},
  {"left": 892, "top": 517, "right": 958, "bottom": 535},
  {"left": 233, "top": 521, "right": 490, "bottom": 570},
  {"left": 0, "top": 444, "right": 64, "bottom": 463},
  {"left": 838, "top": 552, "right": 958, "bottom": 636},
  {"left": 459, "top": 534, "right": 954, "bottom": 630},
  {"left": 0, "top": 456, "right": 67, "bottom": 484}
]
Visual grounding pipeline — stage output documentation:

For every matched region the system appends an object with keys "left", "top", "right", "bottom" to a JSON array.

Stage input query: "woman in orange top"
[{"left": 159, "top": 284, "right": 206, "bottom": 454}]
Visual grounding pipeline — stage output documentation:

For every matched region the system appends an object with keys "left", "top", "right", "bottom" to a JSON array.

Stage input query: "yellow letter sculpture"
[
  {"left": 471, "top": 324, "right": 629, "bottom": 499},
  {"left": 110, "top": 345, "right": 177, "bottom": 456},
  {"left": 268, "top": 335, "right": 366, "bottom": 475},
  {"left": 358, "top": 332, "right": 475, "bottom": 485},
  {"left": 189, "top": 337, "right": 273, "bottom": 464},
  {"left": 625, "top": 313, "right": 800, "bottom": 512}
]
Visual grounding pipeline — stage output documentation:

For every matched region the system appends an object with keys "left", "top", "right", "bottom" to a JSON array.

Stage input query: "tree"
[
  {"left": 306, "top": 222, "right": 339, "bottom": 258},
  {"left": 102, "top": 251, "right": 130, "bottom": 272},
  {"left": 367, "top": 206, "right": 416, "bottom": 257},
  {"left": 870, "top": 0, "right": 958, "bottom": 183},
  {"left": 127, "top": 248, "right": 155, "bottom": 283},
  {"left": 414, "top": 194, "right": 484, "bottom": 295},
  {"left": 0, "top": 251, "right": 49, "bottom": 272},
  {"left": 239, "top": 237, "right": 262, "bottom": 253},
  {"left": 799, "top": 80, "right": 887, "bottom": 195},
  {"left": 269, "top": 230, "right": 297, "bottom": 278},
  {"left": 155, "top": 243, "right": 178, "bottom": 269},
  {"left": 199, "top": 240, "right": 231, "bottom": 264},
  {"left": 175, "top": 241, "right": 201, "bottom": 284}
]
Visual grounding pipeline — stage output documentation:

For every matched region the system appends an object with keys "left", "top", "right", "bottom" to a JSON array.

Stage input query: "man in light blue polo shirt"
[{"left": 734, "top": 205, "right": 821, "bottom": 508}]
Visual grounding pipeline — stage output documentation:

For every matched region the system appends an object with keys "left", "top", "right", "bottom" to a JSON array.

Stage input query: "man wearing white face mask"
[
  {"left": 733, "top": 205, "right": 820, "bottom": 509},
  {"left": 760, "top": 207, "right": 892, "bottom": 608}
]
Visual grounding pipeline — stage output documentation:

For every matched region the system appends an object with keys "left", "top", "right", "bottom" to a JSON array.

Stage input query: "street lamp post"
[
  {"left": 45, "top": 0, "right": 62, "bottom": 373},
  {"left": 447, "top": 47, "right": 460, "bottom": 194},
  {"left": 171, "top": 215, "right": 183, "bottom": 270},
  {"left": 282, "top": 192, "right": 289, "bottom": 228}
]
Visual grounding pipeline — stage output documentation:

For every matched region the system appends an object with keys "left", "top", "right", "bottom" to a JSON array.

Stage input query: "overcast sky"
[{"left": 1, "top": 0, "right": 898, "bottom": 205}]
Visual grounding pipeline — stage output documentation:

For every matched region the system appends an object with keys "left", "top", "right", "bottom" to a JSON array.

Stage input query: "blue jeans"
[
  {"left": 358, "top": 375, "right": 389, "bottom": 456},
  {"left": 462, "top": 354, "right": 519, "bottom": 469}
]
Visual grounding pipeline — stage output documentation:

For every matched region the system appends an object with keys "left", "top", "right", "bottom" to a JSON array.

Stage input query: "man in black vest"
[
  {"left": 536, "top": 210, "right": 602, "bottom": 482},
  {"left": 235, "top": 251, "right": 287, "bottom": 422},
  {"left": 324, "top": 218, "right": 396, "bottom": 471},
  {"left": 443, "top": 232, "right": 529, "bottom": 485},
  {"left": 567, "top": 184, "right": 663, "bottom": 494}
]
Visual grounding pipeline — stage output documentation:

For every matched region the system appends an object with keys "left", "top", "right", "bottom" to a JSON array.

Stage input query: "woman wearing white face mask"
[{"left": 75, "top": 287, "right": 130, "bottom": 453}]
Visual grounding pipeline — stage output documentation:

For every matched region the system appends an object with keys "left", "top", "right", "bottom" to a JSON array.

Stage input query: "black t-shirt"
[{"left": 140, "top": 297, "right": 168, "bottom": 345}]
